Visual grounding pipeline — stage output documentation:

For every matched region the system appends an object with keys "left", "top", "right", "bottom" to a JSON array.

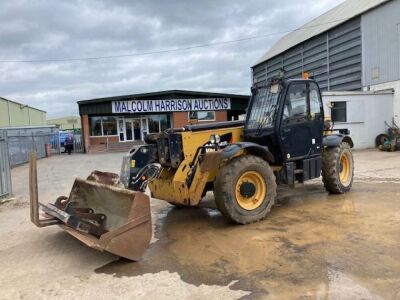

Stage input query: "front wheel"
[
  {"left": 322, "top": 142, "right": 354, "bottom": 194},
  {"left": 214, "top": 155, "right": 277, "bottom": 224}
]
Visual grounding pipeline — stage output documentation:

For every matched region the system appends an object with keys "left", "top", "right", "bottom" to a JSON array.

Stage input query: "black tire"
[
  {"left": 214, "top": 155, "right": 277, "bottom": 224},
  {"left": 167, "top": 202, "right": 186, "bottom": 208},
  {"left": 375, "top": 134, "right": 390, "bottom": 148},
  {"left": 322, "top": 142, "right": 354, "bottom": 194}
]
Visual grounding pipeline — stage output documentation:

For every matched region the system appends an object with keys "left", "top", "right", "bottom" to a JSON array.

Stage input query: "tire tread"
[
  {"left": 321, "top": 142, "right": 354, "bottom": 194},
  {"left": 214, "top": 155, "right": 277, "bottom": 224}
]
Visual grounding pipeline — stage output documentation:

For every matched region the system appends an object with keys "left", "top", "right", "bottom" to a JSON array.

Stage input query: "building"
[
  {"left": 47, "top": 116, "right": 81, "bottom": 131},
  {"left": 253, "top": 0, "right": 400, "bottom": 125},
  {"left": 322, "top": 90, "right": 394, "bottom": 148},
  {"left": 0, "top": 97, "right": 49, "bottom": 198},
  {"left": 78, "top": 90, "right": 249, "bottom": 152},
  {"left": 252, "top": 0, "right": 400, "bottom": 148},
  {"left": 0, "top": 97, "right": 46, "bottom": 127}
]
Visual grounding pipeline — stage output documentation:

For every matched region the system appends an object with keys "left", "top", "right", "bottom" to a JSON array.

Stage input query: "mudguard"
[
  {"left": 221, "top": 142, "right": 275, "bottom": 163},
  {"left": 323, "top": 134, "right": 354, "bottom": 148}
]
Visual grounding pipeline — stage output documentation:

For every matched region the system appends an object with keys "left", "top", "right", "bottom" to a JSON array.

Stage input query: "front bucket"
[
  {"left": 30, "top": 153, "right": 152, "bottom": 261},
  {"left": 62, "top": 178, "right": 152, "bottom": 260}
]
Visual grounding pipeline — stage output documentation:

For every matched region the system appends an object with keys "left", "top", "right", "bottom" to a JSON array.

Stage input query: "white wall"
[
  {"left": 368, "top": 80, "right": 400, "bottom": 124},
  {"left": 322, "top": 91, "right": 394, "bottom": 149},
  {"left": 361, "top": 0, "right": 400, "bottom": 87},
  {"left": 361, "top": 0, "right": 400, "bottom": 126}
]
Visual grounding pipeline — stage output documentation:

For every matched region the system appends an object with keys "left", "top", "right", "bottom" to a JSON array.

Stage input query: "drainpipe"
[
  {"left": 28, "top": 106, "right": 31, "bottom": 125},
  {"left": 7, "top": 99, "right": 11, "bottom": 126}
]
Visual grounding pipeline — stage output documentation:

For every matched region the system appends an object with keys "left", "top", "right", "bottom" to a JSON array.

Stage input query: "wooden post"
[{"left": 29, "top": 151, "right": 39, "bottom": 226}]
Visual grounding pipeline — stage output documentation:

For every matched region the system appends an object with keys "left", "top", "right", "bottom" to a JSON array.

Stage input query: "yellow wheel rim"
[
  {"left": 235, "top": 171, "right": 266, "bottom": 210},
  {"left": 339, "top": 151, "right": 351, "bottom": 185}
]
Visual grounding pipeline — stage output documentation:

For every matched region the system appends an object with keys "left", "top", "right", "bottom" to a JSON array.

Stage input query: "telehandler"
[{"left": 30, "top": 76, "right": 354, "bottom": 260}]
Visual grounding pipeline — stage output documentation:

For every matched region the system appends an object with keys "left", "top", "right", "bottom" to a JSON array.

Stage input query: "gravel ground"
[{"left": 0, "top": 149, "right": 399, "bottom": 299}]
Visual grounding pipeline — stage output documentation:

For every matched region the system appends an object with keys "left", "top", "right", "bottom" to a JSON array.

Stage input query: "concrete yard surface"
[{"left": 1, "top": 149, "right": 400, "bottom": 299}]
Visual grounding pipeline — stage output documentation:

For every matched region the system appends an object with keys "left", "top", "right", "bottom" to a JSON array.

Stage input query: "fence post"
[
  {"left": 0, "top": 131, "right": 12, "bottom": 198},
  {"left": 58, "top": 132, "right": 61, "bottom": 155},
  {"left": 31, "top": 132, "right": 35, "bottom": 152}
]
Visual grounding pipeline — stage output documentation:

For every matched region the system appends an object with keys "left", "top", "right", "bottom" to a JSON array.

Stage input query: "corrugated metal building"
[
  {"left": 0, "top": 97, "right": 46, "bottom": 127},
  {"left": 47, "top": 116, "right": 81, "bottom": 131},
  {"left": 253, "top": 0, "right": 400, "bottom": 123}
]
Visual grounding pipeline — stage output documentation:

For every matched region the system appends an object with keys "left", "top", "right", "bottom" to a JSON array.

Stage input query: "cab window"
[
  {"left": 309, "top": 82, "right": 322, "bottom": 118},
  {"left": 282, "top": 83, "right": 307, "bottom": 122}
]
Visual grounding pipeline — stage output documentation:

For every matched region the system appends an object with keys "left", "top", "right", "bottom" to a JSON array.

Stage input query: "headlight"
[
  {"left": 215, "top": 134, "right": 220, "bottom": 143},
  {"left": 140, "top": 147, "right": 149, "bottom": 154},
  {"left": 209, "top": 134, "right": 220, "bottom": 144},
  {"left": 210, "top": 135, "right": 216, "bottom": 144}
]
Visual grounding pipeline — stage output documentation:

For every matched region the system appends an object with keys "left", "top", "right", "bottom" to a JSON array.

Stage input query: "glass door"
[
  {"left": 120, "top": 118, "right": 146, "bottom": 141},
  {"left": 125, "top": 119, "right": 134, "bottom": 141},
  {"left": 132, "top": 119, "right": 141, "bottom": 140},
  {"left": 118, "top": 118, "right": 125, "bottom": 142},
  {"left": 141, "top": 118, "right": 149, "bottom": 139}
]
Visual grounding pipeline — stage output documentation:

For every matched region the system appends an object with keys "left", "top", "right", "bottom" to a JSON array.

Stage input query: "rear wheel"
[
  {"left": 214, "top": 155, "right": 277, "bottom": 224},
  {"left": 375, "top": 134, "right": 390, "bottom": 148},
  {"left": 322, "top": 142, "right": 354, "bottom": 194}
]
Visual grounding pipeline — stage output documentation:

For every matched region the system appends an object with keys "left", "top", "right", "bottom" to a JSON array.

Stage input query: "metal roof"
[
  {"left": 77, "top": 89, "right": 249, "bottom": 105},
  {"left": 254, "top": 0, "right": 391, "bottom": 66},
  {"left": 0, "top": 96, "right": 47, "bottom": 113}
]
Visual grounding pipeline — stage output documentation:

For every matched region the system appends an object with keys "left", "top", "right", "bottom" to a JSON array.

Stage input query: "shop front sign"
[{"left": 112, "top": 98, "right": 231, "bottom": 113}]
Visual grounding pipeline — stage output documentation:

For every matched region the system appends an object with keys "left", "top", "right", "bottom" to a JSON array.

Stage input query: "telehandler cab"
[{"left": 30, "top": 77, "right": 354, "bottom": 259}]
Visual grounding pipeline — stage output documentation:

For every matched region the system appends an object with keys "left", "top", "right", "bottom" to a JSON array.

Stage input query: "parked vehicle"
[{"left": 30, "top": 76, "right": 354, "bottom": 260}]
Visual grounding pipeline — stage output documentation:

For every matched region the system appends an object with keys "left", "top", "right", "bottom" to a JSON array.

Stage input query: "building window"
[
  {"left": 148, "top": 115, "right": 160, "bottom": 133},
  {"left": 148, "top": 115, "right": 169, "bottom": 133},
  {"left": 160, "top": 115, "right": 168, "bottom": 131},
  {"left": 102, "top": 116, "right": 117, "bottom": 135},
  {"left": 331, "top": 102, "right": 347, "bottom": 122},
  {"left": 89, "top": 116, "right": 118, "bottom": 136},
  {"left": 90, "top": 117, "right": 102, "bottom": 136},
  {"left": 188, "top": 111, "right": 215, "bottom": 122}
]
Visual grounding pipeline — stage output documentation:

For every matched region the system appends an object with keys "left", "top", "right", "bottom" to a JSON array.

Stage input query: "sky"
[{"left": 0, "top": 0, "right": 345, "bottom": 118}]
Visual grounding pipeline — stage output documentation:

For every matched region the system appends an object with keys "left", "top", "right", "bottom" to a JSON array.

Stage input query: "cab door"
[
  {"left": 279, "top": 82, "right": 311, "bottom": 160},
  {"left": 308, "top": 82, "right": 324, "bottom": 155}
]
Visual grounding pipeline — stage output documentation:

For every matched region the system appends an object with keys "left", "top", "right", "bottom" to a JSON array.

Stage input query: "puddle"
[{"left": 96, "top": 182, "right": 400, "bottom": 299}]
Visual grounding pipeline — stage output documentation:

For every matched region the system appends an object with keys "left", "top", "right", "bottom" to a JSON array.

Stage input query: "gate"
[
  {"left": 0, "top": 130, "right": 12, "bottom": 199},
  {"left": 57, "top": 132, "right": 83, "bottom": 153},
  {"left": 73, "top": 134, "right": 84, "bottom": 153}
]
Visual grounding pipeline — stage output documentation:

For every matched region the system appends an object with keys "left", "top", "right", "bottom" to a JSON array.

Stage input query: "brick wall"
[
  {"left": 81, "top": 114, "right": 119, "bottom": 151},
  {"left": 172, "top": 110, "right": 227, "bottom": 128},
  {"left": 215, "top": 111, "right": 227, "bottom": 122},
  {"left": 172, "top": 112, "right": 189, "bottom": 128},
  {"left": 81, "top": 115, "right": 90, "bottom": 152},
  {"left": 89, "top": 136, "right": 119, "bottom": 145}
]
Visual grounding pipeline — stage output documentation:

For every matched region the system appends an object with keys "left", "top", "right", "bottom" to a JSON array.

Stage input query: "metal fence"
[
  {"left": 58, "top": 133, "right": 84, "bottom": 153},
  {"left": 7, "top": 127, "right": 60, "bottom": 167},
  {"left": 0, "top": 127, "right": 84, "bottom": 199},
  {"left": 72, "top": 134, "right": 84, "bottom": 153},
  {"left": 7, "top": 130, "right": 84, "bottom": 167},
  {"left": 0, "top": 131, "right": 12, "bottom": 199}
]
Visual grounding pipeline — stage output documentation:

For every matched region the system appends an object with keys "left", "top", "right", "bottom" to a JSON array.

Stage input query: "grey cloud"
[{"left": 0, "top": 0, "right": 344, "bottom": 117}]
